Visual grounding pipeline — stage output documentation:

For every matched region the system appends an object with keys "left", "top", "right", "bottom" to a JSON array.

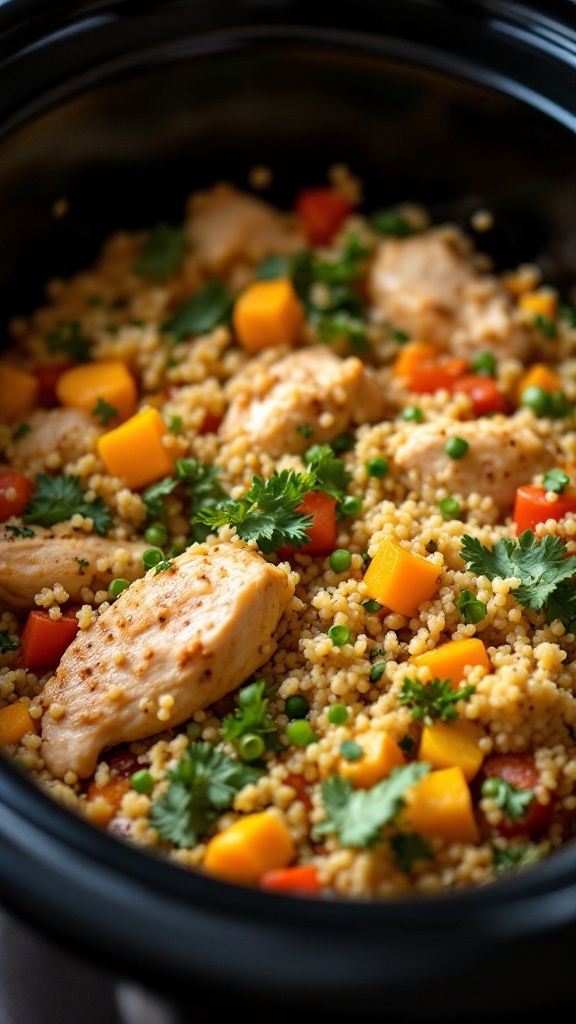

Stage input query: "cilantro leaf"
[
  {"left": 482, "top": 776, "right": 534, "bottom": 822},
  {"left": 493, "top": 842, "right": 544, "bottom": 876},
  {"left": 368, "top": 209, "right": 417, "bottom": 237},
  {"left": 399, "top": 677, "right": 476, "bottom": 725},
  {"left": 132, "top": 223, "right": 186, "bottom": 282},
  {"left": 46, "top": 320, "right": 90, "bottom": 361},
  {"left": 0, "top": 631, "right": 19, "bottom": 654},
  {"left": 149, "top": 741, "right": 262, "bottom": 847},
  {"left": 303, "top": 444, "right": 351, "bottom": 500},
  {"left": 161, "top": 281, "right": 234, "bottom": 340},
  {"left": 456, "top": 588, "right": 487, "bottom": 625},
  {"left": 389, "top": 831, "right": 432, "bottom": 873},
  {"left": 175, "top": 458, "right": 228, "bottom": 543},
  {"left": 222, "top": 679, "right": 283, "bottom": 754},
  {"left": 22, "top": 474, "right": 112, "bottom": 535},
  {"left": 92, "top": 397, "right": 118, "bottom": 425},
  {"left": 141, "top": 476, "right": 180, "bottom": 521},
  {"left": 312, "top": 762, "right": 429, "bottom": 848}
]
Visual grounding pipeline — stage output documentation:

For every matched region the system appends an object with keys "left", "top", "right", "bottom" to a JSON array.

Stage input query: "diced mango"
[
  {"left": 519, "top": 290, "right": 558, "bottom": 321},
  {"left": 410, "top": 637, "right": 490, "bottom": 689},
  {"left": 516, "top": 362, "right": 562, "bottom": 404},
  {"left": 418, "top": 718, "right": 486, "bottom": 781},
  {"left": 0, "top": 364, "right": 39, "bottom": 422},
  {"left": 0, "top": 702, "right": 38, "bottom": 745},
  {"left": 232, "top": 278, "right": 304, "bottom": 354},
  {"left": 363, "top": 536, "right": 441, "bottom": 618},
  {"left": 55, "top": 360, "right": 138, "bottom": 422},
  {"left": 338, "top": 730, "right": 406, "bottom": 789},
  {"left": 97, "top": 406, "right": 178, "bottom": 490},
  {"left": 203, "top": 811, "right": 295, "bottom": 886},
  {"left": 403, "top": 765, "right": 480, "bottom": 844}
]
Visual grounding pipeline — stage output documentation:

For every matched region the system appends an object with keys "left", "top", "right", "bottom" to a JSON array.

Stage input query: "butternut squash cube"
[
  {"left": 0, "top": 364, "right": 39, "bottom": 422},
  {"left": 338, "top": 730, "right": 406, "bottom": 789},
  {"left": 518, "top": 290, "right": 558, "bottom": 321},
  {"left": 418, "top": 718, "right": 486, "bottom": 781},
  {"left": 410, "top": 637, "right": 490, "bottom": 689},
  {"left": 97, "top": 406, "right": 178, "bottom": 490},
  {"left": 55, "top": 360, "right": 138, "bottom": 423},
  {"left": 516, "top": 362, "right": 562, "bottom": 404},
  {"left": 363, "top": 536, "right": 441, "bottom": 618},
  {"left": 232, "top": 277, "right": 304, "bottom": 354},
  {"left": 0, "top": 702, "right": 38, "bottom": 745},
  {"left": 203, "top": 811, "right": 295, "bottom": 886},
  {"left": 403, "top": 765, "right": 480, "bottom": 844}
]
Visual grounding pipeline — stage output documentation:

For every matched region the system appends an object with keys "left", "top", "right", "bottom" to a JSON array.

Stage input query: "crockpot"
[{"left": 1, "top": 3, "right": 576, "bottom": 1023}]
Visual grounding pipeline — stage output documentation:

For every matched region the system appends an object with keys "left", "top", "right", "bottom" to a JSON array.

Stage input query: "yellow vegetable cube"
[
  {"left": 519, "top": 290, "right": 558, "bottom": 321},
  {"left": 516, "top": 362, "right": 562, "bottom": 404},
  {"left": 363, "top": 536, "right": 441, "bottom": 618},
  {"left": 418, "top": 718, "right": 486, "bottom": 781},
  {"left": 0, "top": 364, "right": 39, "bottom": 422},
  {"left": 403, "top": 766, "right": 480, "bottom": 844},
  {"left": 203, "top": 811, "right": 295, "bottom": 886},
  {"left": 55, "top": 360, "right": 138, "bottom": 422},
  {"left": 338, "top": 730, "right": 406, "bottom": 789},
  {"left": 410, "top": 637, "right": 490, "bottom": 689},
  {"left": 97, "top": 406, "right": 178, "bottom": 490},
  {"left": 232, "top": 277, "right": 304, "bottom": 354},
  {"left": 0, "top": 702, "right": 38, "bottom": 745}
]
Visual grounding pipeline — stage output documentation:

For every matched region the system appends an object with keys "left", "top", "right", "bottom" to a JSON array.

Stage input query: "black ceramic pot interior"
[{"left": 1, "top": 5, "right": 576, "bottom": 1022}]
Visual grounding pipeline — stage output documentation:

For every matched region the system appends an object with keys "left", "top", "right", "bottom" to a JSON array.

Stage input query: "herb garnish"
[
  {"left": 480, "top": 776, "right": 534, "bottom": 822},
  {"left": 399, "top": 677, "right": 476, "bottom": 725},
  {"left": 22, "top": 474, "right": 113, "bottom": 535},
  {"left": 456, "top": 588, "right": 487, "bottom": 625},
  {"left": 132, "top": 223, "right": 186, "bottom": 282},
  {"left": 5, "top": 524, "right": 35, "bottom": 538},
  {"left": 161, "top": 280, "right": 234, "bottom": 340},
  {"left": 11, "top": 423, "right": 30, "bottom": 441},
  {"left": 0, "top": 631, "right": 19, "bottom": 654},
  {"left": 92, "top": 397, "right": 118, "bottom": 425},
  {"left": 221, "top": 679, "right": 283, "bottom": 755},
  {"left": 46, "top": 320, "right": 90, "bottom": 361}
]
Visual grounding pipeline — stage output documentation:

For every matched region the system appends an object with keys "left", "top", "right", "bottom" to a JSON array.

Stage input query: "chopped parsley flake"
[
  {"left": 22, "top": 474, "right": 113, "bottom": 535},
  {"left": 46, "top": 320, "right": 90, "bottom": 361},
  {"left": 399, "top": 677, "right": 476, "bottom": 725},
  {"left": 91, "top": 397, "right": 118, "bottom": 425},
  {"left": 0, "top": 631, "right": 19, "bottom": 654}
]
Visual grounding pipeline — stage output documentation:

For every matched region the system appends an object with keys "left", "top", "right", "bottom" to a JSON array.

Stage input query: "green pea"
[
  {"left": 438, "top": 497, "right": 461, "bottom": 519},
  {"left": 144, "top": 522, "right": 169, "bottom": 547},
  {"left": 286, "top": 720, "right": 318, "bottom": 747},
  {"left": 186, "top": 722, "right": 202, "bottom": 740},
  {"left": 366, "top": 457, "right": 388, "bottom": 479},
  {"left": 285, "top": 694, "right": 309, "bottom": 719},
  {"left": 329, "top": 549, "right": 352, "bottom": 573},
  {"left": 445, "top": 436, "right": 469, "bottom": 459},
  {"left": 328, "top": 704, "right": 349, "bottom": 725},
  {"left": 142, "top": 547, "right": 164, "bottom": 570},
  {"left": 328, "top": 625, "right": 351, "bottom": 646},
  {"left": 401, "top": 405, "right": 424, "bottom": 423},
  {"left": 339, "top": 495, "right": 363, "bottom": 517},
  {"left": 481, "top": 777, "right": 502, "bottom": 799},
  {"left": 331, "top": 433, "right": 356, "bottom": 453},
  {"left": 108, "top": 577, "right": 131, "bottom": 600},
  {"left": 362, "top": 599, "right": 383, "bottom": 614},
  {"left": 238, "top": 733, "right": 266, "bottom": 762},
  {"left": 521, "top": 385, "right": 553, "bottom": 417},
  {"left": 471, "top": 351, "right": 497, "bottom": 377},
  {"left": 130, "top": 769, "right": 154, "bottom": 794},
  {"left": 369, "top": 661, "right": 386, "bottom": 683}
]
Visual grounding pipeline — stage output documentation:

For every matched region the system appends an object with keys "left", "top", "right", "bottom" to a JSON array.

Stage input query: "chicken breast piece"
[
  {"left": 0, "top": 526, "right": 148, "bottom": 610},
  {"left": 393, "top": 415, "right": 555, "bottom": 513},
  {"left": 4, "top": 407, "right": 104, "bottom": 476},
  {"left": 219, "top": 345, "right": 389, "bottom": 458},
  {"left": 185, "top": 183, "right": 305, "bottom": 275},
  {"left": 367, "top": 226, "right": 534, "bottom": 363},
  {"left": 39, "top": 542, "right": 295, "bottom": 779}
]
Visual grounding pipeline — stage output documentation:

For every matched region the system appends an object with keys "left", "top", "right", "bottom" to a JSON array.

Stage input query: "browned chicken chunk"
[{"left": 39, "top": 541, "right": 295, "bottom": 779}]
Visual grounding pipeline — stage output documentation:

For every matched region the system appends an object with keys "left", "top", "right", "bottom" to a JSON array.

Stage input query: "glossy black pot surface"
[{"left": 1, "top": 3, "right": 576, "bottom": 1022}]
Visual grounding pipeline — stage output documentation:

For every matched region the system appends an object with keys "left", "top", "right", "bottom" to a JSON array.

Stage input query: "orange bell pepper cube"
[
  {"left": 410, "top": 637, "right": 490, "bottom": 689},
  {"left": 259, "top": 864, "right": 322, "bottom": 896},
  {"left": 18, "top": 609, "right": 79, "bottom": 671},
  {"left": 0, "top": 364, "right": 40, "bottom": 421},
  {"left": 392, "top": 341, "right": 469, "bottom": 394},
  {"left": 418, "top": 718, "right": 486, "bottom": 782},
  {"left": 518, "top": 290, "right": 558, "bottom": 320},
  {"left": 0, "top": 702, "right": 38, "bottom": 745},
  {"left": 232, "top": 277, "right": 304, "bottom": 354},
  {"left": 294, "top": 186, "right": 353, "bottom": 245},
  {"left": 513, "top": 482, "right": 576, "bottom": 535},
  {"left": 97, "top": 406, "right": 179, "bottom": 490},
  {"left": 452, "top": 374, "right": 509, "bottom": 416},
  {"left": 277, "top": 490, "right": 338, "bottom": 559},
  {"left": 403, "top": 765, "right": 480, "bottom": 844},
  {"left": 56, "top": 360, "right": 138, "bottom": 423},
  {"left": 362, "top": 536, "right": 441, "bottom": 618}
]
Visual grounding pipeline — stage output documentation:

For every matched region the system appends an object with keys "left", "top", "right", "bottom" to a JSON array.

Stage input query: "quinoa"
[{"left": 1, "top": 172, "right": 576, "bottom": 901}]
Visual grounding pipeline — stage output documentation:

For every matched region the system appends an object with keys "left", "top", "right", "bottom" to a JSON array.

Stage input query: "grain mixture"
[{"left": 1, "top": 169, "right": 576, "bottom": 899}]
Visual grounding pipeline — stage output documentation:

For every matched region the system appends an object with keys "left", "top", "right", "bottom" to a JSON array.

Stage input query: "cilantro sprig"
[
  {"left": 460, "top": 530, "right": 576, "bottom": 628},
  {"left": 149, "top": 741, "right": 262, "bottom": 848},
  {"left": 0, "top": 631, "right": 19, "bottom": 654},
  {"left": 399, "top": 677, "right": 476, "bottom": 725},
  {"left": 132, "top": 223, "right": 186, "bottom": 282},
  {"left": 221, "top": 679, "right": 283, "bottom": 755},
  {"left": 141, "top": 457, "right": 228, "bottom": 544},
  {"left": 23, "top": 475, "right": 112, "bottom": 535},
  {"left": 481, "top": 775, "right": 534, "bottom": 823},
  {"left": 161, "top": 280, "right": 234, "bottom": 340}
]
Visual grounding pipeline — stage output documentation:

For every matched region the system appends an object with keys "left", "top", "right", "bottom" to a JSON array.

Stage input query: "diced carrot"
[
  {"left": 403, "top": 765, "right": 480, "bottom": 844},
  {"left": 33, "top": 364, "right": 68, "bottom": 408},
  {"left": 392, "top": 341, "right": 440, "bottom": 382},
  {"left": 0, "top": 364, "right": 40, "bottom": 421},
  {"left": 0, "top": 470, "right": 35, "bottom": 521},
  {"left": 513, "top": 482, "right": 576, "bottom": 535},
  {"left": 294, "top": 186, "right": 353, "bottom": 245},
  {"left": 479, "top": 753, "right": 552, "bottom": 838},
  {"left": 516, "top": 362, "right": 562, "bottom": 404},
  {"left": 284, "top": 772, "right": 313, "bottom": 810},
  {"left": 418, "top": 718, "right": 486, "bottom": 781},
  {"left": 453, "top": 374, "right": 509, "bottom": 416},
  {"left": 518, "top": 290, "right": 558, "bottom": 320},
  {"left": 84, "top": 777, "right": 131, "bottom": 827},
  {"left": 259, "top": 864, "right": 322, "bottom": 896},
  {"left": 362, "top": 536, "right": 441, "bottom": 618},
  {"left": 55, "top": 359, "right": 138, "bottom": 423},
  {"left": 232, "top": 278, "right": 304, "bottom": 354},
  {"left": 277, "top": 490, "right": 337, "bottom": 559},
  {"left": 410, "top": 637, "right": 490, "bottom": 689},
  {"left": 203, "top": 811, "right": 295, "bottom": 886},
  {"left": 97, "top": 406, "right": 179, "bottom": 490},
  {"left": 0, "top": 702, "right": 38, "bottom": 745},
  {"left": 18, "top": 609, "right": 79, "bottom": 671},
  {"left": 338, "top": 729, "right": 406, "bottom": 789}
]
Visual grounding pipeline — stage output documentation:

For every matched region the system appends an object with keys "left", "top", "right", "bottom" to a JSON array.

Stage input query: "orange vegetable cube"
[
  {"left": 411, "top": 637, "right": 490, "bottom": 689},
  {"left": 392, "top": 341, "right": 440, "bottom": 380},
  {"left": 232, "top": 278, "right": 304, "bottom": 354},
  {"left": 55, "top": 360, "right": 138, "bottom": 422},
  {"left": 97, "top": 406, "right": 178, "bottom": 490},
  {"left": 203, "top": 811, "right": 295, "bottom": 886},
  {"left": 363, "top": 536, "right": 441, "bottom": 618},
  {"left": 516, "top": 362, "right": 562, "bottom": 404},
  {"left": 0, "top": 702, "right": 38, "bottom": 745},
  {"left": 338, "top": 730, "right": 406, "bottom": 789},
  {"left": 519, "top": 290, "right": 558, "bottom": 320},
  {"left": 403, "top": 765, "right": 480, "bottom": 844},
  {"left": 0, "top": 364, "right": 40, "bottom": 422},
  {"left": 418, "top": 718, "right": 486, "bottom": 781}
]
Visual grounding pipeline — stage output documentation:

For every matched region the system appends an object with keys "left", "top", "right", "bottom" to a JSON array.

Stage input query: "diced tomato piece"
[
  {"left": 198, "top": 411, "right": 222, "bottom": 435},
  {"left": 277, "top": 490, "right": 338, "bottom": 559},
  {"left": 259, "top": 864, "right": 322, "bottom": 896},
  {"left": 480, "top": 753, "right": 553, "bottom": 838},
  {"left": 453, "top": 374, "right": 509, "bottom": 416},
  {"left": 33, "top": 364, "right": 68, "bottom": 408},
  {"left": 284, "top": 772, "right": 313, "bottom": 811},
  {"left": 409, "top": 356, "right": 469, "bottom": 394},
  {"left": 0, "top": 471, "right": 35, "bottom": 521},
  {"left": 18, "top": 609, "right": 79, "bottom": 671},
  {"left": 294, "top": 186, "right": 353, "bottom": 246},
  {"left": 104, "top": 744, "right": 142, "bottom": 778},
  {"left": 513, "top": 483, "right": 576, "bottom": 535}
]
